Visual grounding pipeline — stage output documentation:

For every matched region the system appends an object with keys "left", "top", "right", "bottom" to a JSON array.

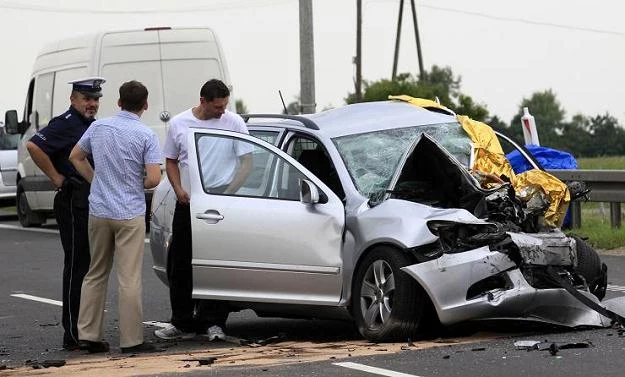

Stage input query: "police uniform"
[{"left": 28, "top": 77, "right": 105, "bottom": 349}]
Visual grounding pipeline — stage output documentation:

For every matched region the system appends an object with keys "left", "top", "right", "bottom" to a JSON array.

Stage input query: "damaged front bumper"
[{"left": 402, "top": 245, "right": 612, "bottom": 328}]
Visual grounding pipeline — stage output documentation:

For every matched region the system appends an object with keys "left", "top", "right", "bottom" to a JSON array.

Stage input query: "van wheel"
[
  {"left": 352, "top": 246, "right": 430, "bottom": 342},
  {"left": 16, "top": 183, "right": 45, "bottom": 227}
]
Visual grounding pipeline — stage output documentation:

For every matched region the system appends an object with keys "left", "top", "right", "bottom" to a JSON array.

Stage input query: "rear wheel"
[
  {"left": 572, "top": 235, "right": 607, "bottom": 300},
  {"left": 16, "top": 183, "right": 45, "bottom": 227},
  {"left": 352, "top": 246, "right": 431, "bottom": 342}
]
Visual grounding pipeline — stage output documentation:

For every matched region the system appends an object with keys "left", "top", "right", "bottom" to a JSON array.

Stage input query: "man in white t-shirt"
[{"left": 155, "top": 79, "right": 252, "bottom": 341}]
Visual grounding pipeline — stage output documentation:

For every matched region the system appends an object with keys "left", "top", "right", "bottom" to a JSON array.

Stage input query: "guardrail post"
[
  {"left": 570, "top": 201, "right": 582, "bottom": 229},
  {"left": 610, "top": 202, "right": 622, "bottom": 228}
]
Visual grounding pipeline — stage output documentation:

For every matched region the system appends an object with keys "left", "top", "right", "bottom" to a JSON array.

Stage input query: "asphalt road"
[{"left": 1, "top": 210, "right": 625, "bottom": 376}]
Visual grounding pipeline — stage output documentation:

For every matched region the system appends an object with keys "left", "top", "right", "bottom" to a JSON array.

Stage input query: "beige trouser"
[{"left": 77, "top": 215, "right": 145, "bottom": 348}]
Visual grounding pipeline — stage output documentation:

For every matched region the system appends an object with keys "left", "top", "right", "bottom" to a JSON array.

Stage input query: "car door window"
[
  {"left": 194, "top": 133, "right": 306, "bottom": 201},
  {"left": 287, "top": 136, "right": 345, "bottom": 199}
]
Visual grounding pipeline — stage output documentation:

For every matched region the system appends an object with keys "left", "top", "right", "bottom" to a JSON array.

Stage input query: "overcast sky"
[{"left": 1, "top": 0, "right": 624, "bottom": 128}]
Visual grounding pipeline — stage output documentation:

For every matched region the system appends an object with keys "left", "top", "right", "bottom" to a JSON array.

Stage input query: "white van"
[{"left": 5, "top": 26, "right": 232, "bottom": 227}]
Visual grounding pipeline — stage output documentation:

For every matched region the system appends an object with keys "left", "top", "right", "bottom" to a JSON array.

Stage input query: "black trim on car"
[{"left": 242, "top": 114, "right": 320, "bottom": 130}]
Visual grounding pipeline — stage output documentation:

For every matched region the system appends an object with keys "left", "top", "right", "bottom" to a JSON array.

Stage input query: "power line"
[
  {"left": 369, "top": 0, "right": 625, "bottom": 37},
  {"left": 0, "top": 0, "right": 293, "bottom": 14}
]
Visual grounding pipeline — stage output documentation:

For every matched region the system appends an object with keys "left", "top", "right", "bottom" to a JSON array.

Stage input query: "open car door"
[{"left": 187, "top": 129, "right": 345, "bottom": 305}]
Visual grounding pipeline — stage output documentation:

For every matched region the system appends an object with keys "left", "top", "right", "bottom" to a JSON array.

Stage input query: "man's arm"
[
  {"left": 165, "top": 158, "right": 189, "bottom": 204},
  {"left": 224, "top": 153, "right": 252, "bottom": 194},
  {"left": 26, "top": 141, "right": 65, "bottom": 188},
  {"left": 68, "top": 145, "right": 94, "bottom": 183},
  {"left": 144, "top": 164, "right": 161, "bottom": 189}
]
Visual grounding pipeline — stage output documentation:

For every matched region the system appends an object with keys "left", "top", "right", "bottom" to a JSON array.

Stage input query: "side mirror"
[
  {"left": 4, "top": 110, "right": 19, "bottom": 134},
  {"left": 300, "top": 179, "right": 320, "bottom": 204}
]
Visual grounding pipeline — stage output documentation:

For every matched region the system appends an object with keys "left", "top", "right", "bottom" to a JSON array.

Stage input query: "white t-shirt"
[{"left": 163, "top": 108, "right": 251, "bottom": 193}]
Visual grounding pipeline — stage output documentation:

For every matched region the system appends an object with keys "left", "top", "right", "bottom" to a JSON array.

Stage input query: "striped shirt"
[{"left": 77, "top": 111, "right": 162, "bottom": 220}]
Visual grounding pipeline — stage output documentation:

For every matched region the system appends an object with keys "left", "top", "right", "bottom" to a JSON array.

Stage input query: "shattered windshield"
[{"left": 333, "top": 122, "right": 472, "bottom": 200}]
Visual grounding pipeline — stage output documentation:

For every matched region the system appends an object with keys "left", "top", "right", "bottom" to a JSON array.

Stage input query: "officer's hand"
[
  {"left": 174, "top": 188, "right": 190, "bottom": 204},
  {"left": 52, "top": 175, "right": 65, "bottom": 189}
]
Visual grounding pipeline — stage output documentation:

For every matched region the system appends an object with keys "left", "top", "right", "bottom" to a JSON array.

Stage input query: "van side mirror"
[{"left": 4, "top": 110, "right": 19, "bottom": 134}]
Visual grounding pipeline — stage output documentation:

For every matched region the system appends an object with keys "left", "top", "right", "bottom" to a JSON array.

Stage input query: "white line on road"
[
  {"left": 143, "top": 320, "right": 170, "bottom": 329},
  {"left": 0, "top": 224, "right": 59, "bottom": 234},
  {"left": 11, "top": 294, "right": 164, "bottom": 326},
  {"left": 0, "top": 224, "right": 150, "bottom": 243},
  {"left": 11, "top": 293, "right": 62, "bottom": 306},
  {"left": 334, "top": 362, "right": 422, "bottom": 377},
  {"left": 607, "top": 284, "right": 625, "bottom": 292}
]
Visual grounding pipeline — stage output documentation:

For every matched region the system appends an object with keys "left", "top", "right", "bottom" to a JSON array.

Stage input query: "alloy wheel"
[{"left": 359, "top": 259, "right": 396, "bottom": 329}]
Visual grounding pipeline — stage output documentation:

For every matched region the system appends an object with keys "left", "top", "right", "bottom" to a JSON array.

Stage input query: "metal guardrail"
[{"left": 547, "top": 169, "right": 625, "bottom": 229}]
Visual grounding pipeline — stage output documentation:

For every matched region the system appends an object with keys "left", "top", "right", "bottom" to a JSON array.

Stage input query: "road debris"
[
  {"left": 180, "top": 357, "right": 216, "bottom": 366},
  {"left": 514, "top": 339, "right": 593, "bottom": 354},
  {"left": 24, "top": 359, "right": 66, "bottom": 369}
]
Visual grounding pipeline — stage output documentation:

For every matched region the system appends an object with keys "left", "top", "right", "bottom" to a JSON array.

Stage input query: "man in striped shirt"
[{"left": 69, "top": 80, "right": 162, "bottom": 354}]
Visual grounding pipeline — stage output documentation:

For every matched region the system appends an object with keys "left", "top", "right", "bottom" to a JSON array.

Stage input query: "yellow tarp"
[{"left": 390, "top": 95, "right": 570, "bottom": 227}]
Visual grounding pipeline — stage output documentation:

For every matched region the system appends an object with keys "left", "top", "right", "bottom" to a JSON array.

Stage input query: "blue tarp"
[
  {"left": 506, "top": 145, "right": 577, "bottom": 228},
  {"left": 506, "top": 145, "right": 577, "bottom": 174}
]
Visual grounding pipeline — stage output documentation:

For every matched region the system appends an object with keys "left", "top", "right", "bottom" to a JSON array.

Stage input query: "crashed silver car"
[{"left": 150, "top": 99, "right": 614, "bottom": 342}]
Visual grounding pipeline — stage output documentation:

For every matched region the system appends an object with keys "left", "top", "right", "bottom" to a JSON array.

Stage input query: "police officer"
[{"left": 26, "top": 77, "right": 105, "bottom": 350}]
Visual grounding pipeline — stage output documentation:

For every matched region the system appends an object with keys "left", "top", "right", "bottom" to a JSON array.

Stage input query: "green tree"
[
  {"left": 284, "top": 99, "right": 301, "bottom": 115},
  {"left": 235, "top": 99, "right": 248, "bottom": 114},
  {"left": 587, "top": 113, "right": 625, "bottom": 156},
  {"left": 509, "top": 90, "right": 566, "bottom": 148},
  {"left": 559, "top": 114, "right": 594, "bottom": 157},
  {"left": 345, "top": 65, "right": 490, "bottom": 122}
]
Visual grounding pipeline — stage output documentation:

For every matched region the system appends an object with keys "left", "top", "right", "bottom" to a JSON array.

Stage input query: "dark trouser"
[
  {"left": 167, "top": 201, "right": 228, "bottom": 333},
  {"left": 53, "top": 179, "right": 90, "bottom": 346}
]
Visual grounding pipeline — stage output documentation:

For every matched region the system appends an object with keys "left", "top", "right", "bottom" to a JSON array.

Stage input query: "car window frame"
[{"left": 188, "top": 127, "right": 340, "bottom": 203}]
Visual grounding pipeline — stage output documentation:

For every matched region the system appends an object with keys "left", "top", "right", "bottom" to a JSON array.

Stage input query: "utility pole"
[
  {"left": 409, "top": 0, "right": 425, "bottom": 78},
  {"left": 299, "top": 0, "right": 316, "bottom": 113},
  {"left": 354, "top": 0, "right": 363, "bottom": 101},
  {"left": 391, "top": 0, "right": 405, "bottom": 80}
]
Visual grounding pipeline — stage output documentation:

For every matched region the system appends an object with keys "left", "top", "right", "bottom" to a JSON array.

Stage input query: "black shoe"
[
  {"left": 62, "top": 341, "right": 84, "bottom": 351},
  {"left": 120, "top": 343, "right": 163, "bottom": 354},
  {"left": 79, "top": 340, "right": 110, "bottom": 353}
]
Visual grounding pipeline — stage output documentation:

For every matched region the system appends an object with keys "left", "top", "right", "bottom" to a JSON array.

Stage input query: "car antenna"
[{"left": 279, "top": 90, "right": 288, "bottom": 114}]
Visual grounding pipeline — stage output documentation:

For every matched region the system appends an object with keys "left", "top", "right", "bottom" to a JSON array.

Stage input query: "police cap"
[{"left": 68, "top": 77, "right": 106, "bottom": 99}]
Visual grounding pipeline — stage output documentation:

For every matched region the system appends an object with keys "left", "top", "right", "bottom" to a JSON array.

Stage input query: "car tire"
[
  {"left": 16, "top": 183, "right": 45, "bottom": 228},
  {"left": 572, "top": 235, "right": 607, "bottom": 301},
  {"left": 352, "top": 246, "right": 430, "bottom": 342}
]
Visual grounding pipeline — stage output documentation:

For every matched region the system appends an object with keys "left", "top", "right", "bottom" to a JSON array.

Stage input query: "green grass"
[
  {"left": 568, "top": 203, "right": 625, "bottom": 250},
  {"left": 566, "top": 155, "right": 625, "bottom": 249},
  {"left": 577, "top": 156, "right": 625, "bottom": 169}
]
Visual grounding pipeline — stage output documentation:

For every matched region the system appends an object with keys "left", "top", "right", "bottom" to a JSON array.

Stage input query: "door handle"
[{"left": 195, "top": 210, "right": 224, "bottom": 222}]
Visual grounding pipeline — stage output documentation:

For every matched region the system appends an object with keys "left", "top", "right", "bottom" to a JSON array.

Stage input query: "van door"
[
  {"left": 159, "top": 28, "right": 232, "bottom": 139},
  {"left": 21, "top": 73, "right": 54, "bottom": 209},
  {"left": 98, "top": 30, "right": 165, "bottom": 144}
]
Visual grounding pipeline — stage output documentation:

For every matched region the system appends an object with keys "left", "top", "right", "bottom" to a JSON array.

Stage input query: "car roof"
[{"left": 245, "top": 100, "right": 459, "bottom": 138}]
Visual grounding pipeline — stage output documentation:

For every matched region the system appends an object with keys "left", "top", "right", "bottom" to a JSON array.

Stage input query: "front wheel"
[
  {"left": 352, "top": 246, "right": 430, "bottom": 342},
  {"left": 572, "top": 235, "right": 607, "bottom": 300}
]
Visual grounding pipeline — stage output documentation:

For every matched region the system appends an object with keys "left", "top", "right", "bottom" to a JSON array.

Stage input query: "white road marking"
[
  {"left": 0, "top": 224, "right": 59, "bottom": 234},
  {"left": 143, "top": 320, "right": 170, "bottom": 328},
  {"left": 0, "top": 224, "right": 150, "bottom": 243},
  {"left": 11, "top": 293, "right": 62, "bottom": 306},
  {"left": 607, "top": 284, "right": 625, "bottom": 292},
  {"left": 10, "top": 294, "right": 163, "bottom": 325},
  {"left": 334, "top": 362, "right": 422, "bottom": 377}
]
